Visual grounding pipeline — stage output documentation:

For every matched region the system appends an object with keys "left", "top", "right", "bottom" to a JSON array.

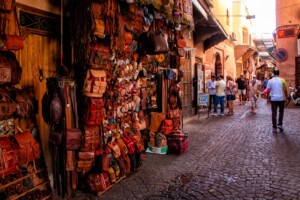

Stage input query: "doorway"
[{"left": 215, "top": 53, "right": 223, "bottom": 77}]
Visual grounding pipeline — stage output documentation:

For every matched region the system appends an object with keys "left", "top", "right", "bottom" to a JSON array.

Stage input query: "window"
[
  {"left": 226, "top": 9, "right": 230, "bottom": 26},
  {"left": 242, "top": 28, "right": 249, "bottom": 44}
]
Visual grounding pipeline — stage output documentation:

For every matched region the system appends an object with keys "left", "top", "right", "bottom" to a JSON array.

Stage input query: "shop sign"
[
  {"left": 277, "top": 28, "right": 295, "bottom": 39},
  {"left": 274, "top": 48, "right": 288, "bottom": 62},
  {"left": 199, "top": 93, "right": 209, "bottom": 106}
]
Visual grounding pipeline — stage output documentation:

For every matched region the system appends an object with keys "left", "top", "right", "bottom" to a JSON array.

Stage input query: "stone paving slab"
[{"left": 56, "top": 99, "right": 300, "bottom": 199}]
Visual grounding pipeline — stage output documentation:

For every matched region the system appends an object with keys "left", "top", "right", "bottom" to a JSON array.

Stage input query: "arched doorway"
[{"left": 215, "top": 53, "right": 223, "bottom": 77}]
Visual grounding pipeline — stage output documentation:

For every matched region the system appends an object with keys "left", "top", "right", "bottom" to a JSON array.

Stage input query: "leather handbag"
[
  {"left": 141, "top": 20, "right": 169, "bottom": 55},
  {"left": 81, "top": 125, "right": 99, "bottom": 151},
  {"left": 66, "top": 128, "right": 82, "bottom": 150},
  {"left": 116, "top": 135, "right": 129, "bottom": 157},
  {"left": 0, "top": 0, "right": 13, "bottom": 12},
  {"left": 0, "top": 136, "right": 18, "bottom": 177},
  {"left": 15, "top": 89, "right": 34, "bottom": 118},
  {"left": 77, "top": 151, "right": 95, "bottom": 173},
  {"left": 167, "top": 131, "right": 188, "bottom": 154},
  {"left": 122, "top": 135, "right": 135, "bottom": 155},
  {"left": 0, "top": 93, "right": 16, "bottom": 120},
  {"left": 83, "top": 69, "right": 107, "bottom": 97},
  {"left": 161, "top": 119, "right": 173, "bottom": 135},
  {"left": 149, "top": 112, "right": 166, "bottom": 133},
  {"left": 11, "top": 131, "right": 41, "bottom": 165},
  {"left": 49, "top": 93, "right": 62, "bottom": 124},
  {"left": 0, "top": 50, "right": 22, "bottom": 85},
  {"left": 49, "top": 131, "right": 62, "bottom": 145},
  {"left": 131, "top": 132, "right": 145, "bottom": 153},
  {"left": 0, "top": 35, "right": 24, "bottom": 51},
  {"left": 87, "top": 173, "right": 110, "bottom": 192},
  {"left": 84, "top": 97, "right": 104, "bottom": 126}
]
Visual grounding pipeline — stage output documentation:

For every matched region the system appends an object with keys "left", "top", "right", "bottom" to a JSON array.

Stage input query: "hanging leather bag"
[
  {"left": 0, "top": 50, "right": 22, "bottom": 85},
  {"left": 0, "top": 35, "right": 24, "bottom": 51},
  {"left": 81, "top": 125, "right": 99, "bottom": 151},
  {"left": 84, "top": 97, "right": 104, "bottom": 126},
  {"left": 66, "top": 128, "right": 82, "bottom": 150},
  {"left": 0, "top": 0, "right": 13, "bottom": 12},
  {"left": 49, "top": 93, "right": 62, "bottom": 124},
  {"left": 0, "top": 93, "right": 16, "bottom": 120},
  {"left": 11, "top": 131, "right": 41, "bottom": 165},
  {"left": 141, "top": 20, "right": 169, "bottom": 55},
  {"left": 15, "top": 89, "right": 35, "bottom": 118},
  {"left": 0, "top": 136, "right": 18, "bottom": 177},
  {"left": 83, "top": 69, "right": 107, "bottom": 98}
]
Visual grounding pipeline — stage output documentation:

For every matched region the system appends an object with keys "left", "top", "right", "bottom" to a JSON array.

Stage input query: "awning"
[
  {"left": 234, "top": 45, "right": 256, "bottom": 61},
  {"left": 193, "top": 1, "right": 228, "bottom": 51}
]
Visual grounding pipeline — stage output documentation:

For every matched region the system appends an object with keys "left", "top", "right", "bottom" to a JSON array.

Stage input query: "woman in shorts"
[{"left": 226, "top": 76, "right": 236, "bottom": 115}]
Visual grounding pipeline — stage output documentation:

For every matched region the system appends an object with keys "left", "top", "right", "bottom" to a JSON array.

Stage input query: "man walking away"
[
  {"left": 207, "top": 75, "right": 216, "bottom": 113},
  {"left": 236, "top": 73, "right": 246, "bottom": 105},
  {"left": 266, "top": 69, "right": 288, "bottom": 132},
  {"left": 212, "top": 75, "right": 226, "bottom": 116}
]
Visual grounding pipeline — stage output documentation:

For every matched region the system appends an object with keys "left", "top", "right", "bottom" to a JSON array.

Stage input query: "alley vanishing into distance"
[{"left": 72, "top": 99, "right": 300, "bottom": 200}]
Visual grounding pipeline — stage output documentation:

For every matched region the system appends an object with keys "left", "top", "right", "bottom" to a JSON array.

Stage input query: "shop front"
[{"left": 0, "top": 0, "right": 194, "bottom": 198}]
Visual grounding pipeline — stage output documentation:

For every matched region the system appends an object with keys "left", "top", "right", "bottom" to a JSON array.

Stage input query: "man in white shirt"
[
  {"left": 266, "top": 69, "right": 288, "bottom": 132},
  {"left": 212, "top": 75, "right": 226, "bottom": 116},
  {"left": 207, "top": 75, "right": 216, "bottom": 113}
]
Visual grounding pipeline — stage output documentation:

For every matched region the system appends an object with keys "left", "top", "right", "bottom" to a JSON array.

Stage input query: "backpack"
[
  {"left": 84, "top": 97, "right": 104, "bottom": 126},
  {"left": 83, "top": 69, "right": 107, "bottom": 98}
]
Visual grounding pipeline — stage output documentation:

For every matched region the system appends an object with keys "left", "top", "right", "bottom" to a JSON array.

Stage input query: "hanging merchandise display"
[
  {"left": 45, "top": 0, "right": 194, "bottom": 197},
  {"left": 0, "top": 3, "right": 52, "bottom": 198},
  {"left": 0, "top": 69, "right": 52, "bottom": 200}
]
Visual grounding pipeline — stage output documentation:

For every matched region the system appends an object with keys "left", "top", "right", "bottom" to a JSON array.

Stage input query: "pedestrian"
[
  {"left": 245, "top": 78, "right": 250, "bottom": 101},
  {"left": 226, "top": 75, "right": 236, "bottom": 115},
  {"left": 261, "top": 77, "right": 269, "bottom": 91},
  {"left": 212, "top": 75, "right": 226, "bottom": 116},
  {"left": 236, "top": 73, "right": 246, "bottom": 105},
  {"left": 206, "top": 75, "right": 216, "bottom": 113},
  {"left": 266, "top": 69, "right": 288, "bottom": 132},
  {"left": 249, "top": 75, "right": 260, "bottom": 113}
]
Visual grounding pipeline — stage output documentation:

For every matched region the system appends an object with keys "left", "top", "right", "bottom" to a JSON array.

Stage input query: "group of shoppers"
[{"left": 206, "top": 69, "right": 288, "bottom": 133}]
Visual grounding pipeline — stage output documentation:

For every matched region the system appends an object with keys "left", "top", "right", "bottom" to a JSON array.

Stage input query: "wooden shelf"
[
  {"left": 97, "top": 175, "right": 126, "bottom": 196},
  {"left": 11, "top": 181, "right": 50, "bottom": 200},
  {"left": 0, "top": 169, "right": 45, "bottom": 190}
]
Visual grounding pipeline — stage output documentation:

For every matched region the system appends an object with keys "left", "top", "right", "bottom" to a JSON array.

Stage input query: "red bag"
[
  {"left": 87, "top": 173, "right": 110, "bottom": 192},
  {"left": 167, "top": 131, "right": 188, "bottom": 154},
  {"left": 0, "top": 136, "right": 18, "bottom": 177},
  {"left": 0, "top": 35, "right": 24, "bottom": 51},
  {"left": 122, "top": 135, "right": 135, "bottom": 155},
  {"left": 11, "top": 131, "right": 41, "bottom": 164},
  {"left": 84, "top": 97, "right": 104, "bottom": 126},
  {"left": 161, "top": 119, "right": 173, "bottom": 135}
]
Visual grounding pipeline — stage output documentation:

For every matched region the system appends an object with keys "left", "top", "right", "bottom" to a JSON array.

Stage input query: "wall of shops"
[{"left": 275, "top": 0, "right": 300, "bottom": 87}]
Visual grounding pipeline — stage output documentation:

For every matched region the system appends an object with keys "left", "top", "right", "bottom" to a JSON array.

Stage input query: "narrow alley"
[{"left": 74, "top": 99, "right": 300, "bottom": 200}]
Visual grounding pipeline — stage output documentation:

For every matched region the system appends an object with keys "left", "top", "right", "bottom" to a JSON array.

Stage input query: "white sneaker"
[
  {"left": 277, "top": 125, "right": 283, "bottom": 132},
  {"left": 220, "top": 113, "right": 224, "bottom": 116},
  {"left": 211, "top": 113, "right": 217, "bottom": 116}
]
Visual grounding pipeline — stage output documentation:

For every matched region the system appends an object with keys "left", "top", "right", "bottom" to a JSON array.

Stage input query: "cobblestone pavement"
[{"left": 69, "top": 99, "right": 300, "bottom": 200}]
